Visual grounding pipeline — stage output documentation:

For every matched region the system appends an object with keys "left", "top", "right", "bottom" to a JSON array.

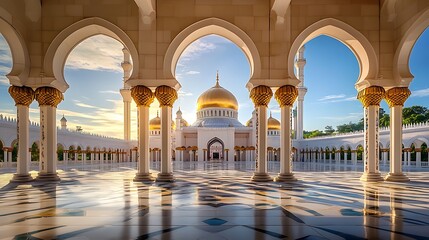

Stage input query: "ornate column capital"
[
  {"left": 357, "top": 86, "right": 385, "bottom": 107},
  {"left": 385, "top": 87, "right": 411, "bottom": 107},
  {"left": 131, "top": 85, "right": 154, "bottom": 107},
  {"left": 8, "top": 86, "right": 35, "bottom": 106},
  {"left": 250, "top": 85, "right": 272, "bottom": 107},
  {"left": 35, "top": 87, "right": 63, "bottom": 107},
  {"left": 275, "top": 85, "right": 298, "bottom": 107},
  {"left": 155, "top": 85, "right": 177, "bottom": 107}
]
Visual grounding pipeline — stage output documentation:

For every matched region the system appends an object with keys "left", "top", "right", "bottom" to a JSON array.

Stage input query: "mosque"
[
  {"left": 1, "top": 1, "right": 429, "bottom": 239},
  {"left": 148, "top": 72, "right": 282, "bottom": 163}
]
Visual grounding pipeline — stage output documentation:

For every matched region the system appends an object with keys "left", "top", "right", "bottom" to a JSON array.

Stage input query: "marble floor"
[{"left": 0, "top": 162, "right": 429, "bottom": 240}]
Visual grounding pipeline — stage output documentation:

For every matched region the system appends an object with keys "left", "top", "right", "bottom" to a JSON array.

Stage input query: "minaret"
[
  {"left": 175, "top": 107, "right": 182, "bottom": 130},
  {"left": 292, "top": 107, "right": 297, "bottom": 138},
  {"left": 60, "top": 114, "right": 67, "bottom": 130},
  {"left": 295, "top": 45, "right": 307, "bottom": 140},
  {"left": 120, "top": 47, "right": 132, "bottom": 141}
]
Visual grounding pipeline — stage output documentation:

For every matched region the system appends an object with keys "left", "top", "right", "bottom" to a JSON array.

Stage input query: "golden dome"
[
  {"left": 267, "top": 113, "right": 280, "bottom": 130},
  {"left": 196, "top": 73, "right": 238, "bottom": 111},
  {"left": 149, "top": 112, "right": 161, "bottom": 130}
]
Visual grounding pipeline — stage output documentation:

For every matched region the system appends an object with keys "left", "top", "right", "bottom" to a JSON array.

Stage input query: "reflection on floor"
[{"left": 0, "top": 162, "right": 429, "bottom": 240}]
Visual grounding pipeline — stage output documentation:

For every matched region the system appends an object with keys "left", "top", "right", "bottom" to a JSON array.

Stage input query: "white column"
[
  {"left": 382, "top": 151, "right": 388, "bottom": 165},
  {"left": 295, "top": 46, "right": 306, "bottom": 140},
  {"left": 275, "top": 103, "right": 296, "bottom": 181},
  {"left": 361, "top": 105, "right": 383, "bottom": 182},
  {"left": 37, "top": 102, "right": 60, "bottom": 181},
  {"left": 7, "top": 150, "right": 12, "bottom": 167},
  {"left": 3, "top": 149, "right": 7, "bottom": 166},
  {"left": 120, "top": 47, "right": 132, "bottom": 141},
  {"left": 296, "top": 93, "right": 306, "bottom": 140},
  {"left": 154, "top": 86, "right": 176, "bottom": 182},
  {"left": 63, "top": 152, "right": 68, "bottom": 166},
  {"left": 407, "top": 151, "right": 411, "bottom": 166},
  {"left": 157, "top": 105, "right": 173, "bottom": 180},
  {"left": 416, "top": 150, "right": 421, "bottom": 167},
  {"left": 11, "top": 105, "right": 33, "bottom": 181},
  {"left": 120, "top": 89, "right": 132, "bottom": 141},
  {"left": 385, "top": 88, "right": 410, "bottom": 181},
  {"left": 251, "top": 105, "right": 271, "bottom": 181}
]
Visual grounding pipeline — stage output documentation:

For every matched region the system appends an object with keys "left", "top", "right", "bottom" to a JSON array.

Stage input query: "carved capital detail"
[
  {"left": 250, "top": 85, "right": 272, "bottom": 107},
  {"left": 357, "top": 86, "right": 385, "bottom": 107},
  {"left": 131, "top": 85, "right": 154, "bottom": 107},
  {"left": 8, "top": 86, "right": 35, "bottom": 106},
  {"left": 275, "top": 85, "right": 298, "bottom": 107},
  {"left": 35, "top": 87, "right": 63, "bottom": 107},
  {"left": 155, "top": 85, "right": 177, "bottom": 107},
  {"left": 385, "top": 87, "right": 411, "bottom": 107}
]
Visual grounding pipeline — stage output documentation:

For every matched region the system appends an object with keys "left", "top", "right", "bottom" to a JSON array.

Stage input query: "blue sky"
[{"left": 0, "top": 28, "right": 428, "bottom": 139}]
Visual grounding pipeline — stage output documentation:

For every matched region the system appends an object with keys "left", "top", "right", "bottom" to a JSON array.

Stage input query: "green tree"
[
  {"left": 325, "top": 126, "right": 335, "bottom": 134},
  {"left": 31, "top": 142, "right": 39, "bottom": 161}
]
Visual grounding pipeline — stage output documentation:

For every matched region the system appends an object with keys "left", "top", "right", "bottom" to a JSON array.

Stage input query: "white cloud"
[
  {"left": 75, "top": 102, "right": 100, "bottom": 109},
  {"left": 318, "top": 94, "right": 346, "bottom": 101},
  {"left": 318, "top": 94, "right": 356, "bottom": 103},
  {"left": 65, "top": 35, "right": 124, "bottom": 72},
  {"left": 179, "top": 39, "right": 216, "bottom": 62},
  {"left": 178, "top": 90, "right": 193, "bottom": 97},
  {"left": 0, "top": 75, "right": 9, "bottom": 85},
  {"left": 185, "top": 70, "right": 200, "bottom": 75},
  {"left": 412, "top": 88, "right": 429, "bottom": 97},
  {"left": 99, "top": 90, "right": 120, "bottom": 95}
]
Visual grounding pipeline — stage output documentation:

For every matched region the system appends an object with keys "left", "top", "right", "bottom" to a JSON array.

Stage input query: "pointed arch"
[
  {"left": 289, "top": 18, "right": 378, "bottom": 89},
  {"left": 163, "top": 17, "right": 261, "bottom": 80},
  {"left": 207, "top": 137, "right": 225, "bottom": 161},
  {"left": 44, "top": 17, "right": 139, "bottom": 92},
  {"left": 394, "top": 7, "right": 429, "bottom": 86},
  {"left": 0, "top": 17, "right": 30, "bottom": 86}
]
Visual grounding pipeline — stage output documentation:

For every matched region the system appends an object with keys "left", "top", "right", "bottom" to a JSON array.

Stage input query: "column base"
[
  {"left": 10, "top": 174, "right": 34, "bottom": 183},
  {"left": 251, "top": 172, "right": 272, "bottom": 182},
  {"left": 133, "top": 173, "right": 154, "bottom": 182},
  {"left": 36, "top": 173, "right": 61, "bottom": 181},
  {"left": 274, "top": 173, "right": 297, "bottom": 182},
  {"left": 156, "top": 172, "right": 175, "bottom": 182},
  {"left": 384, "top": 172, "right": 410, "bottom": 182},
  {"left": 360, "top": 172, "right": 383, "bottom": 182}
]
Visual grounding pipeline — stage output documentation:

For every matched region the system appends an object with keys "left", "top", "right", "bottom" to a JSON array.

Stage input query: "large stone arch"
[
  {"left": 44, "top": 17, "right": 139, "bottom": 93},
  {"left": 0, "top": 16, "right": 30, "bottom": 86},
  {"left": 394, "top": 7, "right": 429, "bottom": 86},
  {"left": 163, "top": 17, "right": 261, "bottom": 80},
  {"left": 288, "top": 18, "right": 378, "bottom": 90}
]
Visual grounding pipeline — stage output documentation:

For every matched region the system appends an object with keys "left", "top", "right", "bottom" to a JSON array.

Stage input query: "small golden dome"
[
  {"left": 181, "top": 119, "right": 189, "bottom": 127},
  {"left": 149, "top": 112, "right": 161, "bottom": 130},
  {"left": 267, "top": 113, "right": 280, "bottom": 130},
  {"left": 196, "top": 73, "right": 238, "bottom": 111},
  {"left": 246, "top": 118, "right": 253, "bottom": 127}
]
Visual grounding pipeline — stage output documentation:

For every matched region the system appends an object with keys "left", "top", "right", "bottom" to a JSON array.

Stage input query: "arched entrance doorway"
[{"left": 207, "top": 137, "right": 224, "bottom": 161}]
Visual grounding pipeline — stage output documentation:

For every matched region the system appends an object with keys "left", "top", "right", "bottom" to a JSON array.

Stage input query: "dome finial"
[
  {"left": 270, "top": 112, "right": 272, "bottom": 118},
  {"left": 215, "top": 70, "right": 220, "bottom": 87},
  {"left": 156, "top": 110, "right": 159, "bottom": 117}
]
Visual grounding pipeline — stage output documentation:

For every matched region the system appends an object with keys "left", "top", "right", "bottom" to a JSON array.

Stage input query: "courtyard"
[{"left": 1, "top": 162, "right": 428, "bottom": 240}]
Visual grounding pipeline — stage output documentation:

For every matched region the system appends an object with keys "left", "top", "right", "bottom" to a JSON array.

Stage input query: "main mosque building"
[{"left": 149, "top": 73, "right": 281, "bottom": 163}]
